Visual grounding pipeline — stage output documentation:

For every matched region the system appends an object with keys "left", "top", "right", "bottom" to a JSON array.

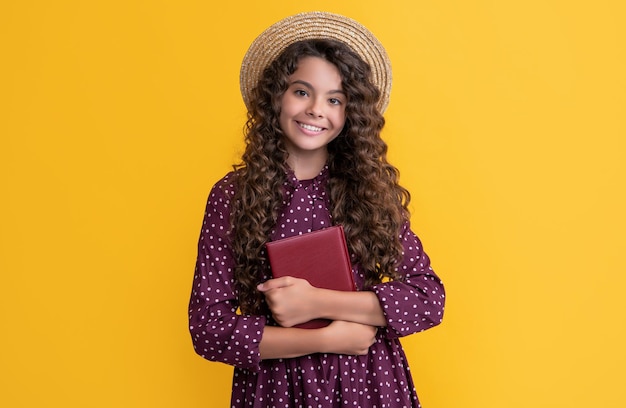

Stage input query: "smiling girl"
[{"left": 188, "top": 12, "right": 445, "bottom": 408}]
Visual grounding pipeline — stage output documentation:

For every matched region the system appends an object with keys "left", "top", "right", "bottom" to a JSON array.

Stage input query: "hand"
[
  {"left": 322, "top": 320, "right": 378, "bottom": 355},
  {"left": 257, "top": 277, "right": 320, "bottom": 327}
]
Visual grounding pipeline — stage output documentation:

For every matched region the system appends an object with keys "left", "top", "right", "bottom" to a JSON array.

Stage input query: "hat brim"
[{"left": 240, "top": 11, "right": 392, "bottom": 113}]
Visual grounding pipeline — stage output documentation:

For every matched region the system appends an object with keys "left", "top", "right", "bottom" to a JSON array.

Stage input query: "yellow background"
[{"left": 1, "top": 1, "right": 625, "bottom": 407}]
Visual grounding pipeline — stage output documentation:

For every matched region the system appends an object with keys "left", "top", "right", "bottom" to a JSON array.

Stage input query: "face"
[{"left": 279, "top": 56, "right": 347, "bottom": 165}]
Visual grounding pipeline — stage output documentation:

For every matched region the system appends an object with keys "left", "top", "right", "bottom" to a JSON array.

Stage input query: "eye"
[
  {"left": 294, "top": 89, "right": 308, "bottom": 97},
  {"left": 329, "top": 98, "right": 343, "bottom": 106}
]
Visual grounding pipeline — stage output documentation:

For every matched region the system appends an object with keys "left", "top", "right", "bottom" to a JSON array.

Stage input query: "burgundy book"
[{"left": 265, "top": 225, "right": 356, "bottom": 329}]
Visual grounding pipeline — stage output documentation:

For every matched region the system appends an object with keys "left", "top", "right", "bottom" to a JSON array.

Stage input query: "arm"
[
  {"left": 258, "top": 278, "right": 386, "bottom": 327},
  {"left": 188, "top": 175, "right": 267, "bottom": 371},
  {"left": 259, "top": 221, "right": 445, "bottom": 337},
  {"left": 371, "top": 221, "right": 445, "bottom": 338},
  {"left": 259, "top": 321, "right": 377, "bottom": 359},
  {"left": 318, "top": 289, "right": 386, "bottom": 326}
]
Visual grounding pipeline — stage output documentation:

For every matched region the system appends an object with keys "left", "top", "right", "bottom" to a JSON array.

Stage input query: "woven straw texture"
[{"left": 240, "top": 11, "right": 392, "bottom": 113}]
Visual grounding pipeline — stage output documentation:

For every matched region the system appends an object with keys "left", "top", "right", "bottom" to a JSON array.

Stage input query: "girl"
[{"left": 189, "top": 12, "right": 445, "bottom": 408}]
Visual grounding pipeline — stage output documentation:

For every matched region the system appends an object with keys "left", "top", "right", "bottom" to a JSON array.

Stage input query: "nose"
[{"left": 306, "top": 98, "right": 324, "bottom": 118}]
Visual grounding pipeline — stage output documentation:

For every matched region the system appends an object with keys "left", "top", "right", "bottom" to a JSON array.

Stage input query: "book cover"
[{"left": 265, "top": 225, "right": 356, "bottom": 329}]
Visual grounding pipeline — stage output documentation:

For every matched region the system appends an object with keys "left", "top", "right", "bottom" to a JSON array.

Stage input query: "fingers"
[{"left": 257, "top": 276, "right": 295, "bottom": 292}]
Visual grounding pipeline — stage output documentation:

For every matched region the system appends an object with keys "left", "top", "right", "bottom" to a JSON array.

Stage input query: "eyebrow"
[{"left": 290, "top": 79, "right": 345, "bottom": 95}]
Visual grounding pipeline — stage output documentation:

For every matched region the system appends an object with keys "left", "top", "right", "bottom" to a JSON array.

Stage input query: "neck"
[{"left": 286, "top": 151, "right": 328, "bottom": 180}]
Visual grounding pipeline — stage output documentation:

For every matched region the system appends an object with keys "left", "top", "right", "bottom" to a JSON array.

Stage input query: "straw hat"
[{"left": 240, "top": 11, "right": 392, "bottom": 113}]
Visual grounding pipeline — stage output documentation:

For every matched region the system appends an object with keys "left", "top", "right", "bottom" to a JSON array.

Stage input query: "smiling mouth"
[{"left": 298, "top": 122, "right": 325, "bottom": 132}]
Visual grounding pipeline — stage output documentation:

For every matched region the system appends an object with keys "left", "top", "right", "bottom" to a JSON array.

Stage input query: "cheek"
[
  {"left": 278, "top": 104, "right": 296, "bottom": 133},
  {"left": 277, "top": 110, "right": 288, "bottom": 131},
  {"left": 336, "top": 110, "right": 347, "bottom": 128},
  {"left": 279, "top": 96, "right": 296, "bottom": 118}
]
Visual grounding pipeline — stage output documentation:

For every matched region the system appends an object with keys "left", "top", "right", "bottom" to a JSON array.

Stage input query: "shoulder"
[
  {"left": 202, "top": 170, "right": 240, "bottom": 216},
  {"left": 209, "top": 170, "right": 239, "bottom": 200}
]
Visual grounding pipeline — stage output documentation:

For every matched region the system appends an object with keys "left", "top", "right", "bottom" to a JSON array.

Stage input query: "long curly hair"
[{"left": 231, "top": 39, "right": 411, "bottom": 315}]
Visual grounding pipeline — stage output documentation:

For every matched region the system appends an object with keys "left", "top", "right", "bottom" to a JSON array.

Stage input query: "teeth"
[{"left": 299, "top": 123, "right": 323, "bottom": 132}]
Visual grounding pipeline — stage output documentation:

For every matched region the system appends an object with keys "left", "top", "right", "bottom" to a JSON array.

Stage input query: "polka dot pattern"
[{"left": 188, "top": 167, "right": 445, "bottom": 407}]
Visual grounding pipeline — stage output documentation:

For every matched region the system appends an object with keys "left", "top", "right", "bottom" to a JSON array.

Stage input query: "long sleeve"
[
  {"left": 371, "top": 221, "right": 445, "bottom": 338},
  {"left": 188, "top": 174, "right": 267, "bottom": 371}
]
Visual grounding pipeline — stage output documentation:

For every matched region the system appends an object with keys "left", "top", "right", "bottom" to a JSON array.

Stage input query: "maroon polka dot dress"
[{"left": 189, "top": 166, "right": 445, "bottom": 407}]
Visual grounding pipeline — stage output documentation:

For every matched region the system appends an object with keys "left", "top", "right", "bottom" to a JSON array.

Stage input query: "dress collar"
[{"left": 284, "top": 164, "right": 330, "bottom": 190}]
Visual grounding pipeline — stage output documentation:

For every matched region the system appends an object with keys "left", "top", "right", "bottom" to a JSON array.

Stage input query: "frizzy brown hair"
[{"left": 230, "top": 39, "right": 411, "bottom": 315}]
